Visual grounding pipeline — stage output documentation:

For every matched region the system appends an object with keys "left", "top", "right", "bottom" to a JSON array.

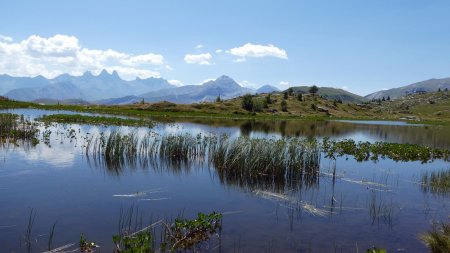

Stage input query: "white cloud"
[
  {"left": 168, "top": 79, "right": 183, "bottom": 87},
  {"left": 342, "top": 86, "right": 349, "bottom": 90},
  {"left": 239, "top": 80, "right": 258, "bottom": 89},
  {"left": 215, "top": 49, "right": 223, "bottom": 53},
  {"left": 0, "top": 35, "right": 13, "bottom": 42},
  {"left": 279, "top": 81, "right": 290, "bottom": 89},
  {"left": 184, "top": 53, "right": 212, "bottom": 65},
  {"left": 197, "top": 78, "right": 215, "bottom": 85},
  {"left": 233, "top": 58, "right": 246, "bottom": 63},
  {"left": 0, "top": 34, "right": 166, "bottom": 80},
  {"left": 195, "top": 44, "right": 204, "bottom": 49},
  {"left": 228, "top": 43, "right": 288, "bottom": 61}
]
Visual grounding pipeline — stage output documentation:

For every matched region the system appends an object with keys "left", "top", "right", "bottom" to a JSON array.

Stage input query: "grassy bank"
[{"left": 1, "top": 90, "right": 449, "bottom": 124}]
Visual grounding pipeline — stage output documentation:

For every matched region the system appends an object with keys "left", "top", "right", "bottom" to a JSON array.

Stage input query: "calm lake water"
[{"left": 0, "top": 109, "right": 449, "bottom": 252}]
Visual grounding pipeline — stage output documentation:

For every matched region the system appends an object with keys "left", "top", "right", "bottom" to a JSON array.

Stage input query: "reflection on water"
[{"left": 0, "top": 109, "right": 449, "bottom": 252}]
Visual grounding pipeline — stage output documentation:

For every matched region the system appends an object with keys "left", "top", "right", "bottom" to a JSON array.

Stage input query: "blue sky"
[{"left": 1, "top": 0, "right": 450, "bottom": 95}]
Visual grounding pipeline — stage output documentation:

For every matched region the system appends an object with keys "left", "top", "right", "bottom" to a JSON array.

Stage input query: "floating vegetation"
[
  {"left": 112, "top": 206, "right": 222, "bottom": 253},
  {"left": 0, "top": 113, "right": 39, "bottom": 145},
  {"left": 322, "top": 138, "right": 450, "bottom": 163},
  {"left": 366, "top": 248, "right": 387, "bottom": 253},
  {"left": 79, "top": 233, "right": 99, "bottom": 252},
  {"left": 39, "top": 114, "right": 154, "bottom": 127},
  {"left": 166, "top": 212, "right": 222, "bottom": 252},
  {"left": 421, "top": 222, "right": 450, "bottom": 253},
  {"left": 422, "top": 169, "right": 450, "bottom": 195}
]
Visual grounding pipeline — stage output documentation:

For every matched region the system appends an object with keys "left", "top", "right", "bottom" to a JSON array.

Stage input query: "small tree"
[
  {"left": 382, "top": 97, "right": 386, "bottom": 101},
  {"left": 283, "top": 91, "right": 288, "bottom": 99},
  {"left": 445, "top": 88, "right": 448, "bottom": 92},
  {"left": 297, "top": 93, "right": 303, "bottom": 101},
  {"left": 141, "top": 98, "right": 145, "bottom": 104},
  {"left": 241, "top": 94, "right": 254, "bottom": 111},
  {"left": 309, "top": 85, "right": 319, "bottom": 95},
  {"left": 288, "top": 87, "right": 294, "bottom": 96},
  {"left": 387, "top": 96, "right": 391, "bottom": 101},
  {"left": 438, "top": 88, "right": 442, "bottom": 92},
  {"left": 216, "top": 95, "right": 221, "bottom": 102},
  {"left": 265, "top": 94, "right": 272, "bottom": 104},
  {"left": 281, "top": 99, "right": 288, "bottom": 112}
]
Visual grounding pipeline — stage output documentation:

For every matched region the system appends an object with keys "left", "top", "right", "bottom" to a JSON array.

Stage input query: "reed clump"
[
  {"left": 421, "top": 222, "right": 450, "bottom": 253},
  {"left": 422, "top": 169, "right": 450, "bottom": 195},
  {"left": 0, "top": 113, "right": 39, "bottom": 144},
  {"left": 210, "top": 136, "right": 320, "bottom": 191}
]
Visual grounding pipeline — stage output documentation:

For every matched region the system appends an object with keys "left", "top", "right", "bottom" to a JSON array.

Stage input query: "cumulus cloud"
[
  {"left": 215, "top": 49, "right": 223, "bottom": 53},
  {"left": 228, "top": 43, "right": 288, "bottom": 62},
  {"left": 0, "top": 34, "right": 166, "bottom": 80},
  {"left": 195, "top": 44, "right": 204, "bottom": 49},
  {"left": 0, "top": 35, "right": 13, "bottom": 42},
  {"left": 184, "top": 53, "right": 212, "bottom": 65}
]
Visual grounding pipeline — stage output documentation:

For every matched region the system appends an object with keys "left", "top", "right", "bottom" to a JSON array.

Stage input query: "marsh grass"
[
  {"left": 0, "top": 113, "right": 39, "bottom": 145},
  {"left": 421, "top": 222, "right": 450, "bottom": 253},
  {"left": 211, "top": 136, "right": 321, "bottom": 192},
  {"left": 85, "top": 131, "right": 322, "bottom": 189},
  {"left": 422, "top": 169, "right": 450, "bottom": 195}
]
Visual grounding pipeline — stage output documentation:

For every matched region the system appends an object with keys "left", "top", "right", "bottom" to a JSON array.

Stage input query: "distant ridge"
[
  {"left": 256, "top": 85, "right": 280, "bottom": 94},
  {"left": 133, "top": 75, "right": 253, "bottom": 104},
  {"left": 365, "top": 77, "right": 450, "bottom": 100}
]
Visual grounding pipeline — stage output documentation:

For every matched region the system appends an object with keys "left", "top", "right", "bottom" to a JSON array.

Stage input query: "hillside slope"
[{"left": 366, "top": 78, "right": 450, "bottom": 100}]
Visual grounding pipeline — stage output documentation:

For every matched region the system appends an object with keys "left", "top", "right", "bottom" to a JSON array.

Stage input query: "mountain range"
[
  {"left": 1, "top": 70, "right": 449, "bottom": 104},
  {"left": 3, "top": 70, "right": 175, "bottom": 102}
]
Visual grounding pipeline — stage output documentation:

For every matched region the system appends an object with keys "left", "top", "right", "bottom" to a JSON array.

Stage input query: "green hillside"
[{"left": 287, "top": 86, "right": 366, "bottom": 103}]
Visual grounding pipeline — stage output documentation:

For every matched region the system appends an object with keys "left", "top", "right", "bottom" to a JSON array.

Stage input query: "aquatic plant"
[
  {"left": 421, "top": 222, "right": 450, "bottom": 253},
  {"left": 422, "top": 169, "right": 450, "bottom": 195},
  {"left": 366, "top": 248, "right": 387, "bottom": 253},
  {"left": 39, "top": 114, "right": 154, "bottom": 128},
  {"left": 322, "top": 138, "right": 450, "bottom": 163},
  {"left": 165, "top": 212, "right": 222, "bottom": 252},
  {"left": 79, "top": 233, "right": 98, "bottom": 252},
  {"left": 0, "top": 113, "right": 39, "bottom": 145},
  {"left": 111, "top": 208, "right": 221, "bottom": 253},
  {"left": 210, "top": 136, "right": 320, "bottom": 192}
]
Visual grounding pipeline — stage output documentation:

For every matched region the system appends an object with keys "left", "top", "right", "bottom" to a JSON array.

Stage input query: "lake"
[{"left": 0, "top": 109, "right": 449, "bottom": 252}]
